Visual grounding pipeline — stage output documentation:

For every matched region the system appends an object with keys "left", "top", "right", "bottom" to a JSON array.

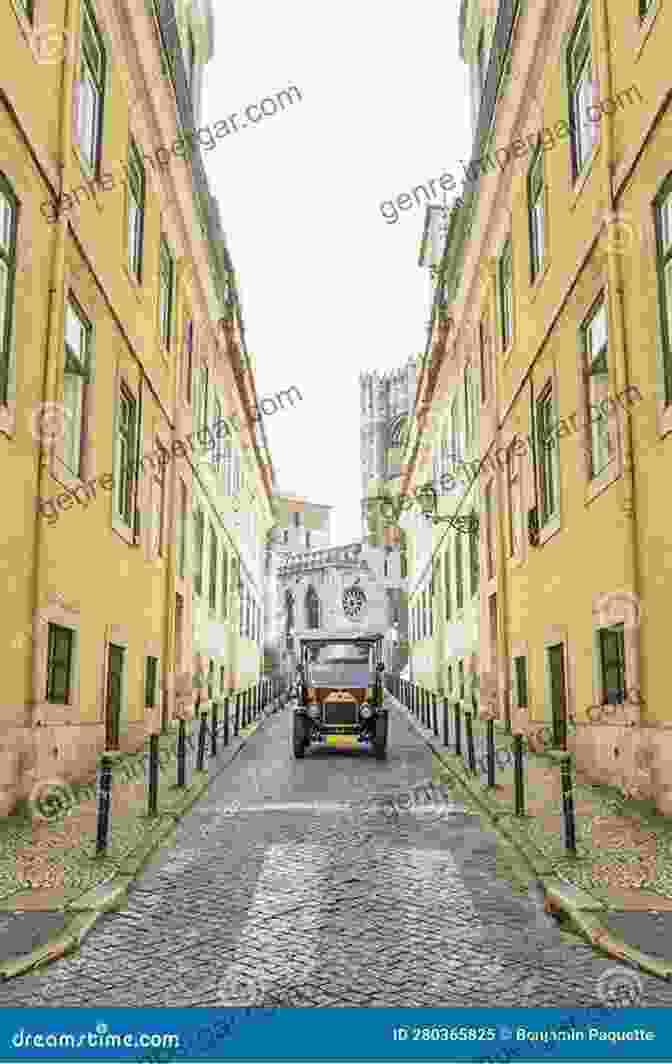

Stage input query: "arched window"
[{"left": 305, "top": 586, "right": 320, "bottom": 629}]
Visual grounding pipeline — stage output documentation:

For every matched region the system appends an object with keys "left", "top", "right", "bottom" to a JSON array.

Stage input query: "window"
[
  {"left": 76, "top": 0, "right": 105, "bottom": 172},
  {"left": 0, "top": 176, "right": 17, "bottom": 405},
  {"left": 145, "top": 655, "right": 158, "bottom": 707},
  {"left": 116, "top": 385, "right": 136, "bottom": 525},
  {"left": 600, "top": 624, "right": 626, "bottom": 704},
  {"left": 127, "top": 141, "right": 144, "bottom": 281},
  {"left": 582, "top": 297, "right": 612, "bottom": 477},
  {"left": 469, "top": 515, "right": 479, "bottom": 596},
  {"left": 450, "top": 395, "right": 461, "bottom": 463},
  {"left": 209, "top": 523, "right": 217, "bottom": 611},
  {"left": 477, "top": 28, "right": 486, "bottom": 94},
  {"left": 183, "top": 320, "right": 193, "bottom": 403},
  {"left": 444, "top": 548, "right": 452, "bottom": 621},
  {"left": 568, "top": 2, "right": 594, "bottom": 179},
  {"left": 221, "top": 548, "right": 228, "bottom": 619},
  {"left": 506, "top": 446, "right": 521, "bottom": 556},
  {"left": 177, "top": 479, "right": 187, "bottom": 578},
  {"left": 455, "top": 534, "right": 464, "bottom": 610},
  {"left": 478, "top": 320, "right": 490, "bottom": 405},
  {"left": 186, "top": 23, "right": 196, "bottom": 87},
  {"left": 528, "top": 147, "right": 545, "bottom": 282},
  {"left": 306, "top": 586, "right": 320, "bottom": 629},
  {"left": 500, "top": 238, "right": 513, "bottom": 350},
  {"left": 193, "top": 508, "right": 204, "bottom": 595},
  {"left": 485, "top": 482, "right": 494, "bottom": 579},
  {"left": 46, "top": 624, "right": 73, "bottom": 703},
  {"left": 537, "top": 384, "right": 557, "bottom": 523},
  {"left": 447, "top": 664, "right": 453, "bottom": 694},
  {"left": 17, "top": 0, "right": 34, "bottom": 22},
  {"left": 213, "top": 396, "right": 223, "bottom": 470},
  {"left": 293, "top": 511, "right": 300, "bottom": 528},
  {"left": 63, "top": 297, "right": 91, "bottom": 476},
  {"left": 159, "top": 238, "right": 173, "bottom": 350},
  {"left": 220, "top": 665, "right": 225, "bottom": 694},
  {"left": 639, "top": 0, "right": 654, "bottom": 16},
  {"left": 151, "top": 445, "right": 167, "bottom": 558},
  {"left": 514, "top": 656, "right": 528, "bottom": 708},
  {"left": 208, "top": 660, "right": 214, "bottom": 700},
  {"left": 654, "top": 174, "right": 672, "bottom": 405}
]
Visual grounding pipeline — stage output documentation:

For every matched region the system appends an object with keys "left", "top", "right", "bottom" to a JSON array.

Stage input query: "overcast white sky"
[{"left": 201, "top": 0, "right": 471, "bottom": 546}]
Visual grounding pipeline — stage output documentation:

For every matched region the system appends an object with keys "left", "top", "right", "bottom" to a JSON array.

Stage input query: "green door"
[
  {"left": 548, "top": 643, "right": 567, "bottom": 750},
  {"left": 106, "top": 644, "right": 124, "bottom": 750}
]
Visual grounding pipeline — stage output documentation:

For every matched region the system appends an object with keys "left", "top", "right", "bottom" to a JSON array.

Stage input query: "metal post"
[
  {"left": 465, "top": 710, "right": 476, "bottom": 774},
  {"left": 486, "top": 719, "right": 495, "bottom": 788},
  {"left": 197, "top": 711, "right": 207, "bottom": 772},
  {"left": 95, "top": 754, "right": 113, "bottom": 855},
  {"left": 177, "top": 719, "right": 187, "bottom": 787},
  {"left": 223, "top": 697, "right": 230, "bottom": 746},
  {"left": 455, "top": 703, "right": 462, "bottom": 756},
  {"left": 442, "top": 698, "right": 449, "bottom": 746},
  {"left": 513, "top": 734, "right": 525, "bottom": 817},
  {"left": 147, "top": 735, "right": 159, "bottom": 817},
  {"left": 211, "top": 703, "right": 218, "bottom": 758},
  {"left": 234, "top": 693, "right": 241, "bottom": 736},
  {"left": 432, "top": 693, "right": 438, "bottom": 737},
  {"left": 560, "top": 754, "right": 576, "bottom": 854}
]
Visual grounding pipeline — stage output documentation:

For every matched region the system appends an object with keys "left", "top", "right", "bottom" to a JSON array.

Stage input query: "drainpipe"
[
  {"left": 30, "top": 0, "right": 79, "bottom": 747},
  {"left": 595, "top": 0, "right": 642, "bottom": 689}
]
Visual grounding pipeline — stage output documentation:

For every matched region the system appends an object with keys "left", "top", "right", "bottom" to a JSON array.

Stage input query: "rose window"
[{"left": 342, "top": 585, "right": 367, "bottom": 620}]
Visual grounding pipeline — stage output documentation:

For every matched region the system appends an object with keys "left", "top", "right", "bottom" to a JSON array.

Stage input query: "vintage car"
[{"left": 292, "top": 633, "right": 388, "bottom": 759}]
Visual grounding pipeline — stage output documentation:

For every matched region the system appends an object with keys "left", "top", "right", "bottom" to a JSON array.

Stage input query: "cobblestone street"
[{"left": 3, "top": 705, "right": 672, "bottom": 1009}]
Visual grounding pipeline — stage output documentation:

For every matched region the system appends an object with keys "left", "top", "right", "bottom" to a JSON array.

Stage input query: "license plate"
[{"left": 325, "top": 735, "right": 358, "bottom": 746}]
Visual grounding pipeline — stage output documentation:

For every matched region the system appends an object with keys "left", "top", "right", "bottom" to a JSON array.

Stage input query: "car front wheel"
[{"left": 293, "top": 715, "right": 308, "bottom": 758}]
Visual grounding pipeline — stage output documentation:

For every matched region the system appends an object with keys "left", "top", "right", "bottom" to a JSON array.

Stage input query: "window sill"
[
  {"left": 112, "top": 511, "right": 136, "bottom": 547},
  {"left": 569, "top": 142, "right": 601, "bottom": 211},
  {"left": 121, "top": 262, "right": 145, "bottom": 305},
  {"left": 635, "top": 0, "right": 662, "bottom": 60},
  {"left": 585, "top": 457, "right": 620, "bottom": 505},
  {"left": 529, "top": 257, "right": 552, "bottom": 303},
  {"left": 538, "top": 512, "right": 561, "bottom": 547}
]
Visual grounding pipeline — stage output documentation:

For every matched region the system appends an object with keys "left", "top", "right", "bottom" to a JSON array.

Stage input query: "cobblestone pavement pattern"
[{"left": 3, "top": 703, "right": 672, "bottom": 1008}]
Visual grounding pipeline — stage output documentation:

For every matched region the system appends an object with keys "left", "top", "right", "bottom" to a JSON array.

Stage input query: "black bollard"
[
  {"left": 147, "top": 734, "right": 159, "bottom": 817},
  {"left": 442, "top": 698, "right": 450, "bottom": 746},
  {"left": 432, "top": 693, "right": 438, "bottom": 737},
  {"left": 465, "top": 710, "right": 476, "bottom": 774},
  {"left": 513, "top": 734, "right": 525, "bottom": 816},
  {"left": 455, "top": 703, "right": 462, "bottom": 756},
  {"left": 223, "top": 697, "right": 230, "bottom": 746},
  {"left": 211, "top": 703, "right": 218, "bottom": 758},
  {"left": 95, "top": 754, "right": 113, "bottom": 855},
  {"left": 177, "top": 719, "right": 187, "bottom": 787},
  {"left": 486, "top": 719, "right": 495, "bottom": 788},
  {"left": 197, "top": 711, "right": 207, "bottom": 772},
  {"left": 560, "top": 754, "right": 577, "bottom": 854}
]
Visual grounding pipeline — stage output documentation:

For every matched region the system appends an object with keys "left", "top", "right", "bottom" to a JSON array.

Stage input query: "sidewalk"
[
  {"left": 397, "top": 695, "right": 672, "bottom": 981},
  {"left": 0, "top": 703, "right": 283, "bottom": 979}
]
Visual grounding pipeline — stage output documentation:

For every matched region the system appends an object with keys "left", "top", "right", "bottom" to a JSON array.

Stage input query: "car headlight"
[
  {"left": 360, "top": 703, "right": 372, "bottom": 719},
  {"left": 307, "top": 704, "right": 320, "bottom": 719}
]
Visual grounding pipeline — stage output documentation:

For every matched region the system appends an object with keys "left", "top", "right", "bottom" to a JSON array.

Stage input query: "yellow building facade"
[
  {"left": 1, "top": 0, "right": 273, "bottom": 815},
  {"left": 403, "top": 0, "right": 672, "bottom": 811}
]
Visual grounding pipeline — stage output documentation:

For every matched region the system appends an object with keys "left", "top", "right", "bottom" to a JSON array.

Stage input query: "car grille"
[{"left": 323, "top": 702, "right": 358, "bottom": 726}]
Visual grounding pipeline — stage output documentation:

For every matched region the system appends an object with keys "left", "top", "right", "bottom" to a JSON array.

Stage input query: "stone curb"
[
  {"left": 397, "top": 699, "right": 672, "bottom": 982},
  {"left": 0, "top": 707, "right": 282, "bottom": 982}
]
